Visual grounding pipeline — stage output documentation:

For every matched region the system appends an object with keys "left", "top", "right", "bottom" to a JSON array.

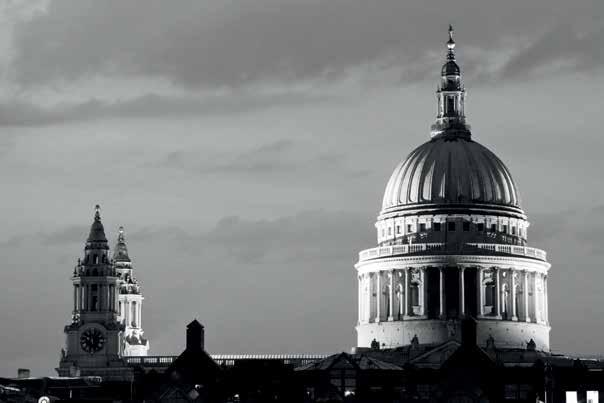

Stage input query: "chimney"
[
  {"left": 17, "top": 368, "right": 30, "bottom": 379},
  {"left": 186, "top": 320, "right": 205, "bottom": 351},
  {"left": 461, "top": 317, "right": 477, "bottom": 347}
]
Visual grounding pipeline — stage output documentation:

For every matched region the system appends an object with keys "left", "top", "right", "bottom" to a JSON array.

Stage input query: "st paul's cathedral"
[{"left": 2, "top": 27, "right": 603, "bottom": 403}]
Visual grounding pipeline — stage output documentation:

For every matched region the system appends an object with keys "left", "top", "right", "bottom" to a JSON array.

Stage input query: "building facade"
[{"left": 355, "top": 26, "right": 551, "bottom": 351}]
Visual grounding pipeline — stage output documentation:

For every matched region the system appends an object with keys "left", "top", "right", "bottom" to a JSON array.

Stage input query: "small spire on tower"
[
  {"left": 94, "top": 204, "right": 101, "bottom": 221},
  {"left": 447, "top": 24, "right": 456, "bottom": 60},
  {"left": 113, "top": 225, "right": 131, "bottom": 263}
]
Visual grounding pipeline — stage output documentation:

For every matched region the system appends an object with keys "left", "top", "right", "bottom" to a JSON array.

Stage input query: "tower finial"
[
  {"left": 118, "top": 226, "right": 125, "bottom": 242},
  {"left": 447, "top": 24, "right": 456, "bottom": 60},
  {"left": 94, "top": 204, "right": 101, "bottom": 221}
]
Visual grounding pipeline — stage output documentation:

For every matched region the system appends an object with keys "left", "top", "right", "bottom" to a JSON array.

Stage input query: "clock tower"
[{"left": 57, "top": 206, "right": 130, "bottom": 379}]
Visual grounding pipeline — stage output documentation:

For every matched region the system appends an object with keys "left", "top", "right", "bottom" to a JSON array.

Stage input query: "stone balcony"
[{"left": 358, "top": 242, "right": 547, "bottom": 263}]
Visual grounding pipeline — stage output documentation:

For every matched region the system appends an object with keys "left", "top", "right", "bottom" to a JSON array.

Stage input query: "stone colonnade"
[
  {"left": 358, "top": 266, "right": 548, "bottom": 325},
  {"left": 73, "top": 283, "right": 118, "bottom": 313},
  {"left": 119, "top": 298, "right": 143, "bottom": 328}
]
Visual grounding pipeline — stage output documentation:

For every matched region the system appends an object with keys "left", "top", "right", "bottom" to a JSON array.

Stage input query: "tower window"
[
  {"left": 447, "top": 222, "right": 456, "bottom": 232},
  {"left": 433, "top": 223, "right": 441, "bottom": 232},
  {"left": 503, "top": 225, "right": 508, "bottom": 234},
  {"left": 396, "top": 225, "right": 401, "bottom": 234},
  {"left": 388, "top": 227, "right": 391, "bottom": 236},
  {"left": 511, "top": 226, "right": 516, "bottom": 235},
  {"left": 491, "top": 224, "right": 497, "bottom": 232},
  {"left": 463, "top": 222, "right": 470, "bottom": 232},
  {"left": 407, "top": 224, "right": 412, "bottom": 233},
  {"left": 477, "top": 223, "right": 484, "bottom": 232},
  {"left": 419, "top": 223, "right": 426, "bottom": 232}
]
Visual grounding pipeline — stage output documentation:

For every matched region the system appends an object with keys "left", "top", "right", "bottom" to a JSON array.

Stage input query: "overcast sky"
[{"left": 1, "top": 0, "right": 603, "bottom": 376}]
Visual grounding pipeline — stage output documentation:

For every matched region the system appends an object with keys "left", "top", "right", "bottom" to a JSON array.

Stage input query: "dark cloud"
[
  {"left": 502, "top": 24, "right": 604, "bottom": 79},
  {"left": 0, "top": 92, "right": 332, "bottom": 126},
  {"left": 158, "top": 139, "right": 362, "bottom": 181},
  {"left": 10, "top": 0, "right": 602, "bottom": 89}
]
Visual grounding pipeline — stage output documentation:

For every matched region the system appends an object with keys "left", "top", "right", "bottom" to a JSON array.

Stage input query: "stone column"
[
  {"left": 477, "top": 267, "right": 484, "bottom": 317},
  {"left": 358, "top": 275, "right": 362, "bottom": 325},
  {"left": 524, "top": 271, "right": 531, "bottom": 322},
  {"left": 388, "top": 270, "right": 394, "bottom": 321},
  {"left": 376, "top": 272, "right": 381, "bottom": 322},
  {"left": 533, "top": 272, "right": 539, "bottom": 323},
  {"left": 365, "top": 274, "right": 370, "bottom": 323},
  {"left": 439, "top": 267, "right": 445, "bottom": 318},
  {"left": 495, "top": 268, "right": 502, "bottom": 319},
  {"left": 139, "top": 300, "right": 143, "bottom": 328},
  {"left": 511, "top": 271, "right": 518, "bottom": 321},
  {"left": 544, "top": 275, "right": 549, "bottom": 325},
  {"left": 459, "top": 266, "right": 466, "bottom": 317},
  {"left": 73, "top": 285, "right": 77, "bottom": 312},
  {"left": 86, "top": 284, "right": 91, "bottom": 311},
  {"left": 422, "top": 267, "right": 428, "bottom": 316},
  {"left": 404, "top": 268, "right": 409, "bottom": 317},
  {"left": 100, "top": 285, "right": 105, "bottom": 311}
]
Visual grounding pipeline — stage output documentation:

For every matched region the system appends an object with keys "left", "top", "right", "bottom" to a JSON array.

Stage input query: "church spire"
[
  {"left": 113, "top": 226, "right": 131, "bottom": 264},
  {"left": 86, "top": 204, "right": 109, "bottom": 251},
  {"left": 430, "top": 25, "right": 471, "bottom": 138}
]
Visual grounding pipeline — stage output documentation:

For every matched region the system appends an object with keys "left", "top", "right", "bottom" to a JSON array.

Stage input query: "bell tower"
[
  {"left": 113, "top": 226, "right": 150, "bottom": 356},
  {"left": 57, "top": 205, "right": 127, "bottom": 378}
]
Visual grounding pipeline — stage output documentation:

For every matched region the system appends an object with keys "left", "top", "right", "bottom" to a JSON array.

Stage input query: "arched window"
[
  {"left": 485, "top": 282, "right": 495, "bottom": 307},
  {"left": 131, "top": 301, "right": 137, "bottom": 327},
  {"left": 91, "top": 285, "right": 98, "bottom": 312}
]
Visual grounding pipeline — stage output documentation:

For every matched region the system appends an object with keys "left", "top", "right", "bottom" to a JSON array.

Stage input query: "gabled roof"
[
  {"left": 409, "top": 340, "right": 461, "bottom": 368},
  {"left": 295, "top": 352, "right": 402, "bottom": 372}
]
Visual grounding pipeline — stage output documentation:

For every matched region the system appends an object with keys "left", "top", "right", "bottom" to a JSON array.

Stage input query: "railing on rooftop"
[
  {"left": 358, "top": 242, "right": 547, "bottom": 263},
  {"left": 124, "top": 354, "right": 328, "bottom": 368}
]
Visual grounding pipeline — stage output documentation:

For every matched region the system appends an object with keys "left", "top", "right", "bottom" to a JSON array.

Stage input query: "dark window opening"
[
  {"left": 419, "top": 223, "right": 426, "bottom": 232},
  {"left": 491, "top": 224, "right": 497, "bottom": 232},
  {"left": 503, "top": 225, "right": 508, "bottom": 234},
  {"left": 434, "top": 223, "right": 441, "bottom": 232},
  {"left": 396, "top": 225, "right": 401, "bottom": 234},
  {"left": 463, "top": 222, "right": 470, "bottom": 231},
  {"left": 511, "top": 226, "right": 516, "bottom": 235},
  {"left": 477, "top": 223, "right": 485, "bottom": 231},
  {"left": 447, "top": 222, "right": 456, "bottom": 232},
  {"left": 407, "top": 224, "right": 412, "bottom": 233}
]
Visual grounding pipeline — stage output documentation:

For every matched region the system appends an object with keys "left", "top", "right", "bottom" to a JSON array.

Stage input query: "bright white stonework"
[{"left": 355, "top": 27, "right": 550, "bottom": 352}]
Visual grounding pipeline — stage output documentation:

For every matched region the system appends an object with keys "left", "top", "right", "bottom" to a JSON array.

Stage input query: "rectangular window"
[
  {"left": 433, "top": 222, "right": 441, "bottom": 232},
  {"left": 388, "top": 227, "right": 392, "bottom": 236},
  {"left": 503, "top": 225, "right": 508, "bottom": 234},
  {"left": 396, "top": 225, "right": 401, "bottom": 234},
  {"left": 463, "top": 222, "right": 470, "bottom": 231},
  {"left": 447, "top": 222, "right": 456, "bottom": 232},
  {"left": 587, "top": 391, "right": 599, "bottom": 403},
  {"left": 477, "top": 223, "right": 485, "bottom": 231},
  {"left": 512, "top": 226, "right": 516, "bottom": 235},
  {"left": 566, "top": 391, "right": 578, "bottom": 403},
  {"left": 419, "top": 223, "right": 426, "bottom": 232},
  {"left": 491, "top": 224, "right": 497, "bottom": 232},
  {"left": 407, "top": 224, "right": 412, "bottom": 233}
]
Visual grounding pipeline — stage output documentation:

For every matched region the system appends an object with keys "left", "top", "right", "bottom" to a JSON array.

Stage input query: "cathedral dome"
[{"left": 381, "top": 136, "right": 521, "bottom": 211}]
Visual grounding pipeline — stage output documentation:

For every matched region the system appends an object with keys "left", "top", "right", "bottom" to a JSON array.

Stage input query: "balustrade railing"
[
  {"left": 358, "top": 242, "right": 546, "bottom": 262},
  {"left": 124, "top": 354, "right": 328, "bottom": 368}
]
